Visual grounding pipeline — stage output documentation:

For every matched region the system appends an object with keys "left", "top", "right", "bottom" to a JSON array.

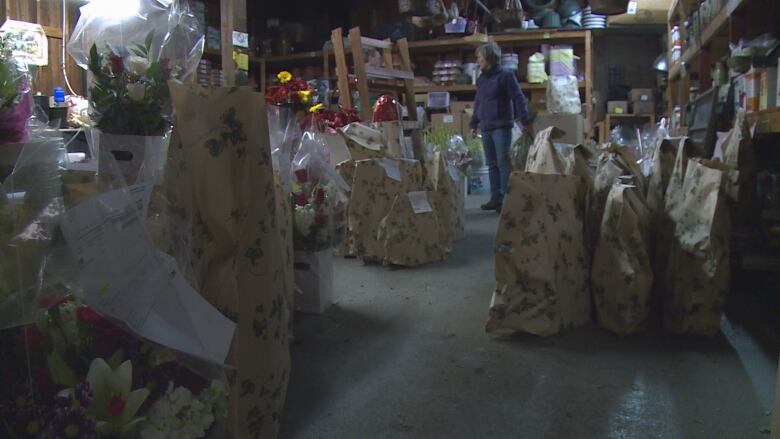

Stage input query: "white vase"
[{"left": 89, "top": 129, "right": 171, "bottom": 186}]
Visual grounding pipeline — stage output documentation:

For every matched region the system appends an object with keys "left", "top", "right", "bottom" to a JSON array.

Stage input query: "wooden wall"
[{"left": 0, "top": 0, "right": 85, "bottom": 96}]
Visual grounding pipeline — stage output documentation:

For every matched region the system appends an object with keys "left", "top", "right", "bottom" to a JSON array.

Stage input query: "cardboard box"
[
  {"left": 736, "top": 69, "right": 763, "bottom": 113},
  {"left": 532, "top": 113, "right": 585, "bottom": 145},
  {"left": 761, "top": 67, "right": 778, "bottom": 110},
  {"left": 450, "top": 101, "right": 475, "bottom": 115},
  {"left": 608, "top": 100, "right": 629, "bottom": 115},
  {"left": 431, "top": 113, "right": 465, "bottom": 137},
  {"left": 629, "top": 88, "right": 655, "bottom": 103},
  {"left": 632, "top": 101, "right": 655, "bottom": 115},
  {"left": 608, "top": 0, "right": 669, "bottom": 25}
]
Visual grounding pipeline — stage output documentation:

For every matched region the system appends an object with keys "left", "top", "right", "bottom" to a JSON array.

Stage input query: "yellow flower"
[
  {"left": 277, "top": 71, "right": 292, "bottom": 84},
  {"left": 309, "top": 103, "right": 325, "bottom": 113},
  {"left": 299, "top": 89, "right": 312, "bottom": 103}
]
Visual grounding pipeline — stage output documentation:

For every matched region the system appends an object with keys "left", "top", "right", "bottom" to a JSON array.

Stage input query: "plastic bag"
[
  {"left": 0, "top": 44, "right": 31, "bottom": 144},
  {"left": 546, "top": 75, "right": 581, "bottom": 114},
  {"left": 67, "top": 0, "right": 204, "bottom": 135},
  {"left": 291, "top": 132, "right": 350, "bottom": 252},
  {"left": 267, "top": 105, "right": 301, "bottom": 193}
]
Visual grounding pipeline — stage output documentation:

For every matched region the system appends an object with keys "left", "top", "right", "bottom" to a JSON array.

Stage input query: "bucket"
[{"left": 469, "top": 166, "right": 489, "bottom": 194}]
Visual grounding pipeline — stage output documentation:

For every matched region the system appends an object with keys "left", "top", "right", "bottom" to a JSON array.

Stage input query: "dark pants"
[{"left": 482, "top": 127, "right": 513, "bottom": 202}]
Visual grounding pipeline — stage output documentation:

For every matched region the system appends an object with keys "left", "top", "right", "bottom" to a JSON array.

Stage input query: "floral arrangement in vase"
[
  {"left": 87, "top": 32, "right": 176, "bottom": 136},
  {"left": 291, "top": 167, "right": 346, "bottom": 252},
  {"left": 307, "top": 104, "right": 361, "bottom": 133},
  {"left": 0, "top": 295, "right": 228, "bottom": 439}
]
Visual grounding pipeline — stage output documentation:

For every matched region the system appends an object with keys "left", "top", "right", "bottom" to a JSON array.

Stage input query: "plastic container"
[{"left": 427, "top": 91, "right": 451, "bottom": 109}]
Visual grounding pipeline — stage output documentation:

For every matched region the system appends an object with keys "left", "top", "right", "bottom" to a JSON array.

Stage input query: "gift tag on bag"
[
  {"left": 407, "top": 191, "right": 433, "bottom": 214},
  {"left": 377, "top": 158, "right": 402, "bottom": 181}
]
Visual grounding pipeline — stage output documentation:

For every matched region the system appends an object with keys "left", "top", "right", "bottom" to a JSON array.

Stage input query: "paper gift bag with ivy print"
[
  {"left": 378, "top": 191, "right": 446, "bottom": 266},
  {"left": 525, "top": 127, "right": 592, "bottom": 180},
  {"left": 722, "top": 109, "right": 756, "bottom": 225},
  {"left": 349, "top": 158, "right": 424, "bottom": 262},
  {"left": 335, "top": 160, "right": 357, "bottom": 257},
  {"left": 338, "top": 123, "right": 388, "bottom": 160},
  {"left": 656, "top": 137, "right": 694, "bottom": 294},
  {"left": 375, "top": 121, "right": 413, "bottom": 159},
  {"left": 592, "top": 183, "right": 653, "bottom": 335},
  {"left": 645, "top": 138, "right": 677, "bottom": 250},
  {"left": 426, "top": 151, "right": 465, "bottom": 252},
  {"left": 168, "top": 83, "right": 292, "bottom": 439},
  {"left": 588, "top": 145, "right": 645, "bottom": 252},
  {"left": 487, "top": 172, "right": 591, "bottom": 336},
  {"left": 664, "top": 159, "right": 735, "bottom": 336}
]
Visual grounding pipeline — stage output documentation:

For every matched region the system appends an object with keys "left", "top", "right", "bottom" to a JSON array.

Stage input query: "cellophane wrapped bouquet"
[{"left": 291, "top": 132, "right": 350, "bottom": 253}]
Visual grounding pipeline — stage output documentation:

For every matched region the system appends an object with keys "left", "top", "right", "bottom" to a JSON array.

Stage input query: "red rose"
[
  {"left": 294, "top": 169, "right": 308, "bottom": 183},
  {"left": 76, "top": 306, "right": 104, "bottom": 326},
  {"left": 310, "top": 176, "right": 320, "bottom": 186},
  {"left": 106, "top": 394, "right": 125, "bottom": 417},
  {"left": 295, "top": 192, "right": 309, "bottom": 207},
  {"left": 315, "top": 188, "right": 326, "bottom": 203},
  {"left": 32, "top": 367, "right": 55, "bottom": 399},
  {"left": 315, "top": 210, "right": 329, "bottom": 226},
  {"left": 108, "top": 54, "right": 124, "bottom": 75}
]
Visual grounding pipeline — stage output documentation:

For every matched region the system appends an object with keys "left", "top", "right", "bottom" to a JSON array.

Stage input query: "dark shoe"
[
  {"left": 495, "top": 203, "right": 503, "bottom": 213},
  {"left": 481, "top": 199, "right": 501, "bottom": 210}
]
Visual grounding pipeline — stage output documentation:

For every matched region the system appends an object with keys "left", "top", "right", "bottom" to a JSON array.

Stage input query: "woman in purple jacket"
[{"left": 469, "top": 43, "right": 532, "bottom": 212}]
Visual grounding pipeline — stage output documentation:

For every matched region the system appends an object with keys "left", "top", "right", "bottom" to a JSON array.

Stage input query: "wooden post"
[
  {"left": 585, "top": 30, "right": 593, "bottom": 139},
  {"left": 772, "top": 354, "right": 780, "bottom": 439},
  {"left": 220, "top": 0, "right": 235, "bottom": 86},
  {"left": 260, "top": 59, "right": 266, "bottom": 94},
  {"left": 348, "top": 27, "right": 372, "bottom": 121},
  {"left": 331, "top": 28, "right": 352, "bottom": 108},
  {"left": 396, "top": 38, "right": 418, "bottom": 123}
]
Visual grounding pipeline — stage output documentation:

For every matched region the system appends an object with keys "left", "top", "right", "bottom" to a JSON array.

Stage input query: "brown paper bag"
[
  {"left": 664, "top": 158, "right": 735, "bottom": 336},
  {"left": 168, "top": 83, "right": 292, "bottom": 439},
  {"left": 525, "top": 127, "right": 593, "bottom": 181},
  {"left": 655, "top": 137, "right": 695, "bottom": 294},
  {"left": 338, "top": 123, "right": 388, "bottom": 160},
  {"left": 378, "top": 191, "right": 446, "bottom": 266},
  {"left": 487, "top": 172, "right": 591, "bottom": 336},
  {"left": 374, "top": 121, "right": 413, "bottom": 159},
  {"left": 588, "top": 144, "right": 645, "bottom": 252},
  {"left": 592, "top": 183, "right": 653, "bottom": 335},
  {"left": 645, "top": 138, "right": 677, "bottom": 237},
  {"left": 335, "top": 160, "right": 358, "bottom": 257},
  {"left": 349, "top": 158, "right": 424, "bottom": 262},
  {"left": 722, "top": 109, "right": 756, "bottom": 224},
  {"left": 426, "top": 151, "right": 466, "bottom": 252}
]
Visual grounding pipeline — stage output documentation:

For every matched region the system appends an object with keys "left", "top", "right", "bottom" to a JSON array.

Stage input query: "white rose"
[
  {"left": 126, "top": 55, "right": 151, "bottom": 76},
  {"left": 126, "top": 83, "right": 146, "bottom": 102}
]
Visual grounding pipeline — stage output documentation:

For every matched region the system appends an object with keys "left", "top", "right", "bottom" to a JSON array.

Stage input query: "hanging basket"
[{"left": 588, "top": 0, "right": 630, "bottom": 15}]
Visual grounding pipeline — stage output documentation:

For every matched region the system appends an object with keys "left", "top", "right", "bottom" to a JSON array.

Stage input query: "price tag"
[
  {"left": 443, "top": 115, "right": 455, "bottom": 124},
  {"left": 232, "top": 31, "right": 249, "bottom": 48},
  {"left": 377, "top": 158, "right": 402, "bottom": 182},
  {"left": 407, "top": 191, "right": 433, "bottom": 214}
]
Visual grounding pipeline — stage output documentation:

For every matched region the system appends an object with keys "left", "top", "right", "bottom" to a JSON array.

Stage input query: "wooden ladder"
[{"left": 330, "top": 26, "right": 418, "bottom": 125}]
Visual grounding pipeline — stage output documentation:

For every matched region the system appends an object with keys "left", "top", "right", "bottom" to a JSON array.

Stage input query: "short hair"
[{"left": 476, "top": 43, "right": 501, "bottom": 66}]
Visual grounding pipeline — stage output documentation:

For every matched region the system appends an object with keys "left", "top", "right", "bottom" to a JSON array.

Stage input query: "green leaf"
[
  {"left": 107, "top": 350, "right": 124, "bottom": 370},
  {"left": 48, "top": 351, "right": 76, "bottom": 387},
  {"left": 119, "top": 388, "right": 150, "bottom": 425},
  {"left": 130, "top": 48, "right": 145, "bottom": 57},
  {"left": 121, "top": 417, "right": 147, "bottom": 435},
  {"left": 145, "top": 30, "right": 155, "bottom": 52}
]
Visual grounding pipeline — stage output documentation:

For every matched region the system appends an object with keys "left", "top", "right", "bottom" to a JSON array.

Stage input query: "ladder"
[{"left": 330, "top": 26, "right": 418, "bottom": 125}]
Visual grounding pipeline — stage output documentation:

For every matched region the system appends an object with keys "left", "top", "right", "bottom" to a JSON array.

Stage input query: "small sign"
[
  {"left": 443, "top": 114, "right": 455, "bottom": 124},
  {"left": 627, "top": 0, "right": 638, "bottom": 15},
  {"left": 232, "top": 31, "right": 249, "bottom": 48},
  {"left": 0, "top": 20, "right": 48, "bottom": 66},
  {"left": 407, "top": 191, "right": 433, "bottom": 214}
]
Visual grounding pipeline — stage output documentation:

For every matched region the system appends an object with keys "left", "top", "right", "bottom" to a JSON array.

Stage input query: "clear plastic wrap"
[
  {"left": 291, "top": 132, "right": 350, "bottom": 252},
  {"left": 546, "top": 75, "right": 581, "bottom": 114},
  {"left": 267, "top": 105, "right": 302, "bottom": 193},
  {"left": 67, "top": 0, "right": 204, "bottom": 135}
]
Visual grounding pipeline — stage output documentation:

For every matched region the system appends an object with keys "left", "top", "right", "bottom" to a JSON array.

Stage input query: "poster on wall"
[{"left": 0, "top": 20, "right": 48, "bottom": 66}]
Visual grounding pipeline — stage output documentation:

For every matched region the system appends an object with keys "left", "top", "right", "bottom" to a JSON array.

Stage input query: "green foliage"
[
  {"left": 0, "top": 39, "right": 22, "bottom": 112},
  {"left": 423, "top": 125, "right": 455, "bottom": 148},
  {"left": 86, "top": 31, "right": 171, "bottom": 136}
]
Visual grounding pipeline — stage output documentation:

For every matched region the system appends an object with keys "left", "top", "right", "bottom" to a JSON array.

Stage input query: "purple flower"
[{"left": 45, "top": 400, "right": 97, "bottom": 439}]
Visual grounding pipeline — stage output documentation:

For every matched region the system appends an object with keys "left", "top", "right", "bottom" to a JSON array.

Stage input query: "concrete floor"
[{"left": 281, "top": 196, "right": 778, "bottom": 439}]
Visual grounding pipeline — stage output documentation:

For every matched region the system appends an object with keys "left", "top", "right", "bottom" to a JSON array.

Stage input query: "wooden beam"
[
  {"left": 585, "top": 30, "right": 593, "bottom": 138},
  {"left": 220, "top": 0, "right": 235, "bottom": 86},
  {"left": 396, "top": 38, "right": 417, "bottom": 123},
  {"left": 348, "top": 27, "right": 372, "bottom": 121},
  {"left": 331, "top": 28, "right": 351, "bottom": 108}
]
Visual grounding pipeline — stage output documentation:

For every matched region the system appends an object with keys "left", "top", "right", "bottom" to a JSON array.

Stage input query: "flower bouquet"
[
  {"left": 291, "top": 165, "right": 347, "bottom": 253},
  {"left": 67, "top": 0, "right": 204, "bottom": 185},
  {"left": 0, "top": 296, "right": 228, "bottom": 439},
  {"left": 0, "top": 37, "right": 31, "bottom": 145}
]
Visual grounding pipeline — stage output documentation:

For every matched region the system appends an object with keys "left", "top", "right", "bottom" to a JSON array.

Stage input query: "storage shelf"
[
  {"left": 259, "top": 51, "right": 323, "bottom": 64},
  {"left": 414, "top": 81, "right": 585, "bottom": 93},
  {"left": 407, "top": 30, "right": 589, "bottom": 52},
  {"left": 608, "top": 113, "right": 656, "bottom": 118}
]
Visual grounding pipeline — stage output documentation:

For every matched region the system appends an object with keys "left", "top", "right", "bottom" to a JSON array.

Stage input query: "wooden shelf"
[
  {"left": 414, "top": 81, "right": 585, "bottom": 93},
  {"left": 608, "top": 113, "right": 656, "bottom": 118},
  {"left": 407, "top": 30, "right": 590, "bottom": 52},
  {"left": 259, "top": 51, "right": 323, "bottom": 64}
]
